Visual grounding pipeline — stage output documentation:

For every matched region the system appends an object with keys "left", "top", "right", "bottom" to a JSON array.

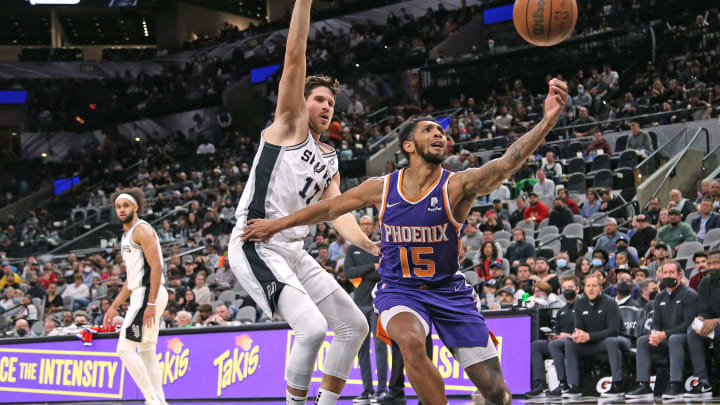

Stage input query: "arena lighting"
[{"left": 28, "top": 0, "right": 81, "bottom": 5}]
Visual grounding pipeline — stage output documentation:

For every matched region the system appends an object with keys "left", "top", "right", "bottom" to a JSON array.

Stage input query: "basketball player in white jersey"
[
  {"left": 104, "top": 188, "right": 169, "bottom": 405},
  {"left": 228, "top": 1, "right": 374, "bottom": 404}
]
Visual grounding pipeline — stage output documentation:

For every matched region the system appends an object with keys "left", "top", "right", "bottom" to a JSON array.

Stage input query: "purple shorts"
[{"left": 374, "top": 275, "right": 490, "bottom": 348}]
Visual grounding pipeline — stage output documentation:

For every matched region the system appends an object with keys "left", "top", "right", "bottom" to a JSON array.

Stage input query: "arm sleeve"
[
  {"left": 665, "top": 291, "right": 698, "bottom": 336},
  {"left": 589, "top": 300, "right": 620, "bottom": 341},
  {"left": 652, "top": 298, "right": 662, "bottom": 330},
  {"left": 697, "top": 281, "right": 713, "bottom": 318},
  {"left": 683, "top": 224, "right": 698, "bottom": 242},
  {"left": 574, "top": 301, "right": 585, "bottom": 330}
]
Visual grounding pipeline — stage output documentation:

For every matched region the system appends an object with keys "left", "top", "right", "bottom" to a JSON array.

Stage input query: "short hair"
[
  {"left": 304, "top": 75, "right": 340, "bottom": 99},
  {"left": 166, "top": 306, "right": 177, "bottom": 316},
  {"left": 318, "top": 245, "right": 329, "bottom": 251},
  {"left": 177, "top": 310, "right": 191, "bottom": 320},
  {"left": 661, "top": 259, "right": 683, "bottom": 275},
  {"left": 584, "top": 273, "right": 603, "bottom": 286},
  {"left": 198, "top": 304, "right": 212, "bottom": 313},
  {"left": 693, "top": 251, "right": 708, "bottom": 261},
  {"left": 513, "top": 228, "right": 526, "bottom": 237},
  {"left": 638, "top": 279, "right": 652, "bottom": 290},
  {"left": 533, "top": 281, "right": 552, "bottom": 294},
  {"left": 398, "top": 116, "right": 436, "bottom": 160},
  {"left": 702, "top": 198, "right": 714, "bottom": 205},
  {"left": 517, "top": 263, "right": 531, "bottom": 272},
  {"left": 560, "top": 275, "right": 580, "bottom": 288},
  {"left": 111, "top": 187, "right": 146, "bottom": 214},
  {"left": 708, "top": 248, "right": 720, "bottom": 258}
]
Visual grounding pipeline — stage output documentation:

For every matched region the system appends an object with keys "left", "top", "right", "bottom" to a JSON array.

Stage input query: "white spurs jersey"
[
  {"left": 235, "top": 132, "right": 339, "bottom": 240},
  {"left": 121, "top": 219, "right": 166, "bottom": 291}
]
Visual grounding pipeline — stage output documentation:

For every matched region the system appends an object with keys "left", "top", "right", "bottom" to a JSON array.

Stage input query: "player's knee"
[
  {"left": 395, "top": 333, "right": 427, "bottom": 361},
  {"left": 299, "top": 317, "right": 328, "bottom": 347},
  {"left": 347, "top": 309, "right": 369, "bottom": 341}
]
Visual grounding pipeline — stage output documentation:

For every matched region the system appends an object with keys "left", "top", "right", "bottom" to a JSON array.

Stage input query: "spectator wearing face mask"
[
  {"left": 524, "top": 281, "right": 561, "bottom": 309},
  {"left": 81, "top": 263, "right": 100, "bottom": 286},
  {"left": 610, "top": 272, "right": 641, "bottom": 308},
  {"left": 636, "top": 279, "right": 659, "bottom": 309},
  {"left": 525, "top": 275, "right": 580, "bottom": 398},
  {"left": 626, "top": 260, "right": 698, "bottom": 401},
  {"left": 608, "top": 237, "right": 639, "bottom": 268},
  {"left": 12, "top": 319, "right": 35, "bottom": 338}
]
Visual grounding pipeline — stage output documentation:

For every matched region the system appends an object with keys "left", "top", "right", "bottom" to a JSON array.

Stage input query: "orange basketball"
[{"left": 513, "top": 0, "right": 577, "bottom": 47}]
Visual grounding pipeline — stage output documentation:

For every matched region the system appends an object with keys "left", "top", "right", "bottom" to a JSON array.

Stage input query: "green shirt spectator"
[{"left": 657, "top": 208, "right": 697, "bottom": 250}]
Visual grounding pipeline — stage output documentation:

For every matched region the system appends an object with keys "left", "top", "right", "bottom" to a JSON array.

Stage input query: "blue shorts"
[{"left": 374, "top": 275, "right": 490, "bottom": 348}]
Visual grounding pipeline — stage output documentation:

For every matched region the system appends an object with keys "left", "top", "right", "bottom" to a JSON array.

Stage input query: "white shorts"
[
  {"left": 228, "top": 225, "right": 340, "bottom": 316},
  {"left": 118, "top": 285, "right": 168, "bottom": 346}
]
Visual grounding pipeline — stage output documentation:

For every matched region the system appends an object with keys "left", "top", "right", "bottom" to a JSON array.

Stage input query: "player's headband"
[{"left": 115, "top": 193, "right": 138, "bottom": 206}]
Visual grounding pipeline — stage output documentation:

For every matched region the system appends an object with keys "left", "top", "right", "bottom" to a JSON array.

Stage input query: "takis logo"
[
  {"left": 213, "top": 334, "right": 260, "bottom": 396},
  {"left": 158, "top": 338, "right": 189, "bottom": 385}
]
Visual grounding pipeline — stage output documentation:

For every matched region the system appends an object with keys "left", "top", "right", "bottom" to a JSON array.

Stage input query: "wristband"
[{"left": 147, "top": 302, "right": 156, "bottom": 306}]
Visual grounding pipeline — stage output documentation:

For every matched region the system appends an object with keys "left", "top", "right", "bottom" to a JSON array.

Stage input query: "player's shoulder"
[{"left": 317, "top": 141, "right": 336, "bottom": 155}]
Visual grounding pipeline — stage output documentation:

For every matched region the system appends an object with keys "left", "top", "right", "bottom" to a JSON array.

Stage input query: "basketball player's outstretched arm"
[
  {"left": 449, "top": 79, "right": 568, "bottom": 213},
  {"left": 242, "top": 178, "right": 385, "bottom": 246},
  {"left": 263, "top": 0, "right": 313, "bottom": 146},
  {"left": 322, "top": 174, "right": 380, "bottom": 254},
  {"left": 133, "top": 223, "right": 164, "bottom": 327}
]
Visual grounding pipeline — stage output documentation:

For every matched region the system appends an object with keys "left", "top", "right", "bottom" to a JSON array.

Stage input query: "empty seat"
[
  {"left": 567, "top": 157, "right": 586, "bottom": 175},
  {"left": 493, "top": 230, "right": 510, "bottom": 241},
  {"left": 617, "top": 150, "right": 639, "bottom": 169},
  {"left": 217, "top": 290, "right": 236, "bottom": 305},
  {"left": 702, "top": 228, "right": 720, "bottom": 246},
  {"left": 235, "top": 306, "right": 257, "bottom": 323},
  {"left": 588, "top": 154, "right": 611, "bottom": 174},
  {"left": 568, "top": 142, "right": 585, "bottom": 157},
  {"left": 614, "top": 135, "right": 628, "bottom": 153},
  {"left": 675, "top": 241, "right": 704, "bottom": 260},
  {"left": 563, "top": 223, "right": 584, "bottom": 239},
  {"left": 592, "top": 169, "right": 614, "bottom": 189},
  {"left": 614, "top": 167, "right": 635, "bottom": 190},
  {"left": 567, "top": 173, "right": 587, "bottom": 195},
  {"left": 538, "top": 218, "right": 550, "bottom": 229},
  {"left": 463, "top": 270, "right": 481, "bottom": 287},
  {"left": 539, "top": 225, "right": 560, "bottom": 238}
]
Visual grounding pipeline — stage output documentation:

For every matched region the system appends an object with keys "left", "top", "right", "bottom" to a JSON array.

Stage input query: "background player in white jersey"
[
  {"left": 228, "top": 1, "right": 374, "bottom": 405},
  {"left": 104, "top": 188, "right": 169, "bottom": 405}
]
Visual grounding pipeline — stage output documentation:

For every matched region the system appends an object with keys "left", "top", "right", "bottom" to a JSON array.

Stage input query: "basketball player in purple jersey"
[{"left": 243, "top": 78, "right": 568, "bottom": 405}]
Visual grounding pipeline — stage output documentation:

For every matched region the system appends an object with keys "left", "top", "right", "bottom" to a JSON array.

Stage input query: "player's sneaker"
[
  {"left": 525, "top": 384, "right": 548, "bottom": 398},
  {"left": 374, "top": 390, "right": 406, "bottom": 405},
  {"left": 354, "top": 390, "right": 375, "bottom": 404},
  {"left": 626, "top": 382, "right": 653, "bottom": 399},
  {"left": 684, "top": 382, "right": 712, "bottom": 398},
  {"left": 562, "top": 384, "right": 582, "bottom": 399},
  {"left": 661, "top": 382, "right": 685, "bottom": 401},
  {"left": 601, "top": 381, "right": 625, "bottom": 398},
  {"left": 548, "top": 382, "right": 568, "bottom": 397}
]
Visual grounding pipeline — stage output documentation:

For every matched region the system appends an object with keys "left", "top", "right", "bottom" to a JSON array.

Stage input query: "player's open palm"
[
  {"left": 544, "top": 78, "right": 568, "bottom": 122},
  {"left": 103, "top": 307, "right": 117, "bottom": 329},
  {"left": 242, "top": 218, "right": 279, "bottom": 242}
]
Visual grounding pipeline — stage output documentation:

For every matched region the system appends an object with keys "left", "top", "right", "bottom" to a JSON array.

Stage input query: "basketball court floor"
[{"left": 42, "top": 398, "right": 720, "bottom": 405}]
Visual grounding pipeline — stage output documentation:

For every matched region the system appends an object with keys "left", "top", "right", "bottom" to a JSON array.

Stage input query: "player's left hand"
[
  {"left": 544, "top": 78, "right": 568, "bottom": 123},
  {"left": 364, "top": 240, "right": 381, "bottom": 256},
  {"left": 241, "top": 219, "right": 279, "bottom": 242},
  {"left": 143, "top": 306, "right": 155, "bottom": 328},
  {"left": 699, "top": 318, "right": 718, "bottom": 336}
]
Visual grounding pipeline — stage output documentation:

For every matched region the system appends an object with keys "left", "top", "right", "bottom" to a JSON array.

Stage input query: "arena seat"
[{"left": 567, "top": 157, "right": 586, "bottom": 175}]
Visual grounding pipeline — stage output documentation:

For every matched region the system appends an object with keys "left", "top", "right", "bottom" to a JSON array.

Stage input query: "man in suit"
[{"left": 691, "top": 199, "right": 720, "bottom": 242}]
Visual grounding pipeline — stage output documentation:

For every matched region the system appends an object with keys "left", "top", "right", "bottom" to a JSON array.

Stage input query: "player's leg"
[
  {"left": 138, "top": 287, "right": 169, "bottom": 404},
  {"left": 276, "top": 285, "right": 328, "bottom": 403},
  {"left": 296, "top": 253, "right": 368, "bottom": 404},
  {"left": 385, "top": 311, "right": 447, "bottom": 405},
  {"left": 457, "top": 351, "right": 511, "bottom": 405},
  {"left": 117, "top": 294, "right": 161, "bottom": 404},
  {"left": 229, "top": 233, "right": 324, "bottom": 404}
]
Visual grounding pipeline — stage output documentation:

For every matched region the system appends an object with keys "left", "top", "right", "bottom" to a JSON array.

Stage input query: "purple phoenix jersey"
[
  {"left": 378, "top": 168, "right": 463, "bottom": 287},
  {"left": 374, "top": 168, "right": 491, "bottom": 348}
]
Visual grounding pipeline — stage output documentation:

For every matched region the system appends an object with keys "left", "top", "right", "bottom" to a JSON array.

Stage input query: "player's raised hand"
[
  {"left": 544, "top": 78, "right": 568, "bottom": 122},
  {"left": 103, "top": 306, "right": 118, "bottom": 329},
  {"left": 241, "top": 218, "right": 280, "bottom": 242}
]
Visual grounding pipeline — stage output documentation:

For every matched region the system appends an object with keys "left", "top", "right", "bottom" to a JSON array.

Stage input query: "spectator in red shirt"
[
  {"left": 585, "top": 128, "right": 612, "bottom": 156},
  {"left": 524, "top": 192, "right": 549, "bottom": 225},
  {"left": 558, "top": 188, "right": 579, "bottom": 215},
  {"left": 689, "top": 251, "right": 708, "bottom": 291},
  {"left": 328, "top": 120, "right": 343, "bottom": 142},
  {"left": 38, "top": 264, "right": 58, "bottom": 289}
]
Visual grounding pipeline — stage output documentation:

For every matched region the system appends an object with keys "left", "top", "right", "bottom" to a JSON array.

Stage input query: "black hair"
[
  {"left": 693, "top": 251, "right": 708, "bottom": 261},
  {"left": 111, "top": 187, "right": 146, "bottom": 215},
  {"left": 398, "top": 115, "right": 436, "bottom": 161}
]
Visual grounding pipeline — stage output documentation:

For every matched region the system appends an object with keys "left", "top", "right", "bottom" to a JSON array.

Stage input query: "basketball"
[{"left": 513, "top": 0, "right": 577, "bottom": 47}]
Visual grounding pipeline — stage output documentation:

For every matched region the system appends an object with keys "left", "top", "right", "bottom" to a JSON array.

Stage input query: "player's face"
[
  {"left": 306, "top": 87, "right": 335, "bottom": 134},
  {"left": 114, "top": 199, "right": 136, "bottom": 224},
  {"left": 408, "top": 122, "right": 447, "bottom": 165}
]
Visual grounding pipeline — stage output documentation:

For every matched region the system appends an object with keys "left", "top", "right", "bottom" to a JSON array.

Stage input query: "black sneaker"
[
  {"left": 353, "top": 390, "right": 375, "bottom": 404},
  {"left": 601, "top": 381, "right": 625, "bottom": 398},
  {"left": 524, "top": 384, "right": 548, "bottom": 398},
  {"left": 548, "top": 382, "right": 568, "bottom": 397},
  {"left": 661, "top": 382, "right": 685, "bottom": 400},
  {"left": 562, "top": 384, "right": 582, "bottom": 399},
  {"left": 684, "top": 382, "right": 712, "bottom": 398},
  {"left": 374, "top": 390, "right": 406, "bottom": 405},
  {"left": 626, "top": 382, "right": 653, "bottom": 399}
]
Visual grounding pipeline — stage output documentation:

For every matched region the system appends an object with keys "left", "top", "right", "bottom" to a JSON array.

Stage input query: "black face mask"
[
  {"left": 662, "top": 277, "right": 678, "bottom": 289},
  {"left": 710, "top": 269, "right": 720, "bottom": 282},
  {"left": 554, "top": 206, "right": 563, "bottom": 211},
  {"left": 616, "top": 244, "right": 627, "bottom": 252},
  {"left": 617, "top": 282, "right": 632, "bottom": 295},
  {"left": 649, "top": 290, "right": 658, "bottom": 300},
  {"left": 563, "top": 289, "right": 577, "bottom": 301}
]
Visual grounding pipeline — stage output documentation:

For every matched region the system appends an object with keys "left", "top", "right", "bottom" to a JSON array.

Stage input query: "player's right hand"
[
  {"left": 103, "top": 307, "right": 118, "bottom": 329},
  {"left": 241, "top": 218, "right": 279, "bottom": 242}
]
